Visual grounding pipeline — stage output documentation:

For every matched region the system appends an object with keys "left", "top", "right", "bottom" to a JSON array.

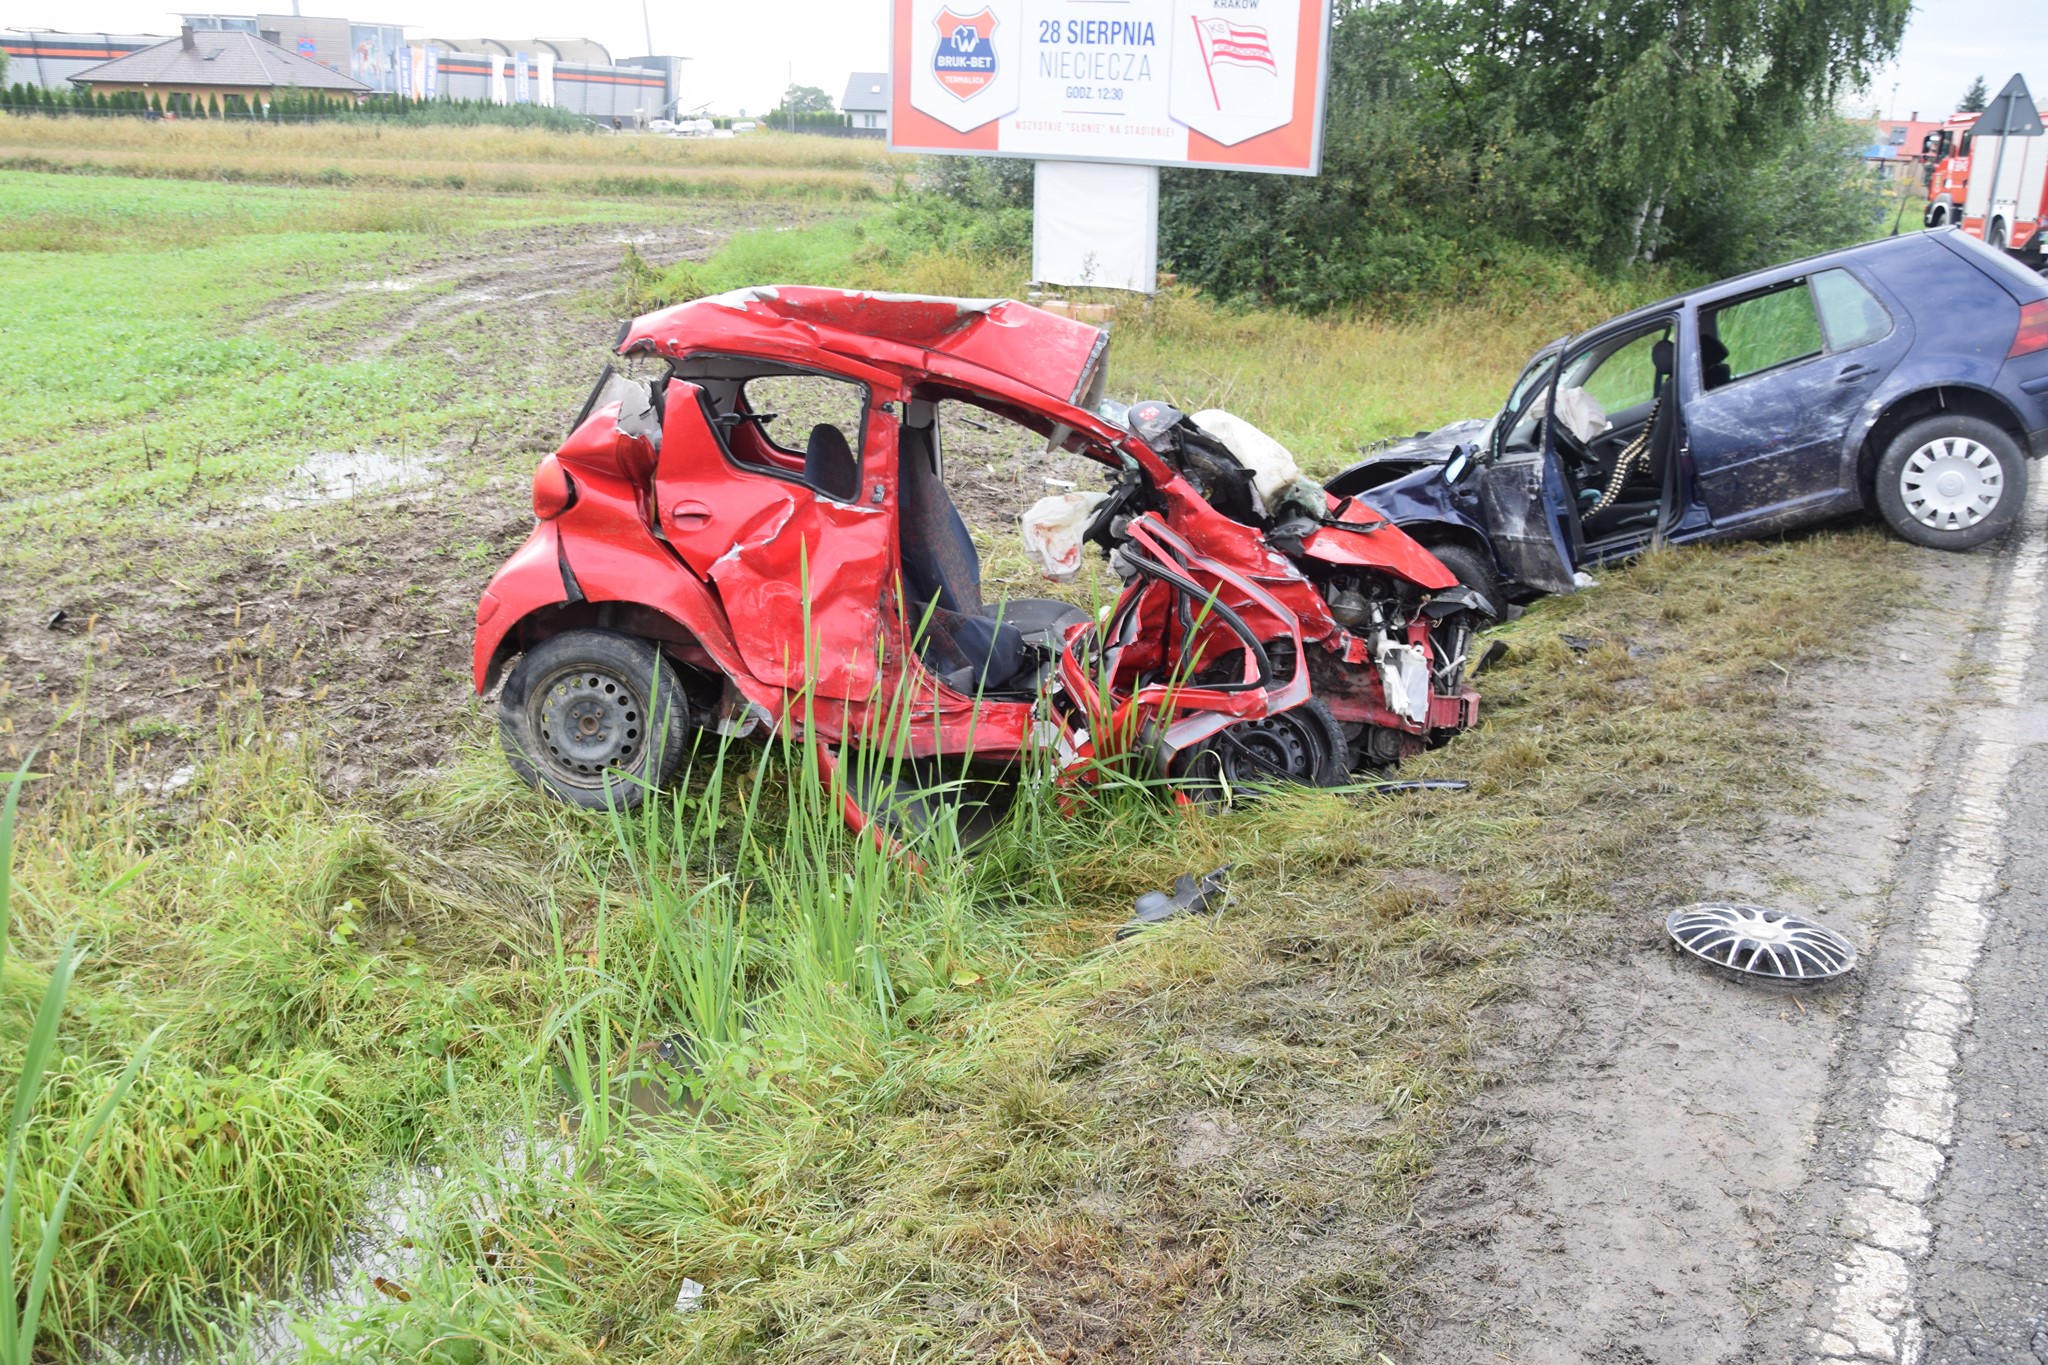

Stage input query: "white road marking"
[{"left": 1811, "top": 477, "right": 2048, "bottom": 1363}]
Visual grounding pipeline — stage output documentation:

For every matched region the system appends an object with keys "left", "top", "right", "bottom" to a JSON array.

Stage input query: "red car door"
[{"left": 655, "top": 378, "right": 896, "bottom": 700}]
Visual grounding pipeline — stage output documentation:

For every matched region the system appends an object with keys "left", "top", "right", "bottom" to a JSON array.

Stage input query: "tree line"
[
  {"left": 1149, "top": 0, "right": 1919, "bottom": 309},
  {"left": 0, "top": 84, "right": 599, "bottom": 129}
]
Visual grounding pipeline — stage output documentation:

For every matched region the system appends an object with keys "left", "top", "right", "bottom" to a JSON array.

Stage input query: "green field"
[{"left": 0, "top": 125, "right": 1913, "bottom": 1362}]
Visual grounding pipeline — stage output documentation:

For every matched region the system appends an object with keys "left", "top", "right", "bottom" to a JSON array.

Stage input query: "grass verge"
[
  {"left": 0, "top": 166, "right": 1919, "bottom": 1359},
  {"left": 0, "top": 118, "right": 904, "bottom": 201}
]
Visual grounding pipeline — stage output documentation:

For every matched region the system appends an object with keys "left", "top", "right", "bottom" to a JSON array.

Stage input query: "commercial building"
[
  {"left": 7, "top": 12, "right": 686, "bottom": 124},
  {"left": 2, "top": 31, "right": 162, "bottom": 87}
]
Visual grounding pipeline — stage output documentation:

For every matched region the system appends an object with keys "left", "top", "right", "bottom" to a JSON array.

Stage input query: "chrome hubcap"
[
  {"left": 534, "top": 667, "right": 643, "bottom": 784},
  {"left": 1901, "top": 437, "right": 2002, "bottom": 530}
]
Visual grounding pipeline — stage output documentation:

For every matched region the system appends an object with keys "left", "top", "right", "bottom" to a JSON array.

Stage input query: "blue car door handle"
[{"left": 1836, "top": 363, "right": 1878, "bottom": 385}]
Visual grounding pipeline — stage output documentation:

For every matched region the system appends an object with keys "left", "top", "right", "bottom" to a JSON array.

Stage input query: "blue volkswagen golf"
[{"left": 1326, "top": 229, "right": 2048, "bottom": 608}]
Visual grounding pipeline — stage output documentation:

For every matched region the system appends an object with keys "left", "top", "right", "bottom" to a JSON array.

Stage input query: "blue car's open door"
[{"left": 1476, "top": 344, "right": 1578, "bottom": 596}]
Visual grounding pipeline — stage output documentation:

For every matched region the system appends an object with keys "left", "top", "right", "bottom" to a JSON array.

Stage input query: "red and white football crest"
[{"left": 932, "top": 7, "right": 999, "bottom": 101}]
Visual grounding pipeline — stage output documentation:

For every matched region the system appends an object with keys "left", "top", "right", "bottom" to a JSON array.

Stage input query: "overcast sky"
[{"left": 13, "top": 0, "right": 2046, "bottom": 123}]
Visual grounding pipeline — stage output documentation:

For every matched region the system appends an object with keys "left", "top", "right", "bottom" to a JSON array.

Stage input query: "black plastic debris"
[
  {"left": 1472, "top": 640, "right": 1511, "bottom": 676},
  {"left": 46, "top": 609, "right": 68, "bottom": 630},
  {"left": 1559, "top": 633, "right": 1599, "bottom": 653},
  {"left": 1665, "top": 902, "right": 1858, "bottom": 983},
  {"left": 1118, "top": 864, "right": 1232, "bottom": 940}
]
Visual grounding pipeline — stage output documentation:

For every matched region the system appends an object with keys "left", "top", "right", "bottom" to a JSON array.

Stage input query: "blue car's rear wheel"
[{"left": 1874, "top": 417, "right": 2027, "bottom": 551}]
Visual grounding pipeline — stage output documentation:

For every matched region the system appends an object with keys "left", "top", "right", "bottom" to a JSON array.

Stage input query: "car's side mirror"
[{"left": 1443, "top": 448, "right": 1472, "bottom": 485}]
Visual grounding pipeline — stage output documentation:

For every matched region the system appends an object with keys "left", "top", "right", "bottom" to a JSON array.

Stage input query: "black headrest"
[
  {"left": 1651, "top": 338, "right": 1675, "bottom": 376},
  {"left": 804, "top": 423, "right": 856, "bottom": 500}
]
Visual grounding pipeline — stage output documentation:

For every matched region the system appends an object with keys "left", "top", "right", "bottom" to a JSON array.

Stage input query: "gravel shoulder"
[{"left": 1388, "top": 536, "right": 2005, "bottom": 1363}]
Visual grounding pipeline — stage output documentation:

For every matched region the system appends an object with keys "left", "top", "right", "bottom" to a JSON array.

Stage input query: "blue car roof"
[{"left": 1583, "top": 231, "right": 1962, "bottom": 339}]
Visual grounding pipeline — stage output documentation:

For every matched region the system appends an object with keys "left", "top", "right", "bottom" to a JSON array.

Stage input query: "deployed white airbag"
[
  {"left": 1191, "top": 409, "right": 1302, "bottom": 507},
  {"left": 1020, "top": 490, "right": 1110, "bottom": 581}
]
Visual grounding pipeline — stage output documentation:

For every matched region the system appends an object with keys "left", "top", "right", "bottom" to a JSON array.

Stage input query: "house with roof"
[
  {"left": 841, "top": 71, "right": 888, "bottom": 132},
  {"left": 68, "top": 24, "right": 370, "bottom": 108}
]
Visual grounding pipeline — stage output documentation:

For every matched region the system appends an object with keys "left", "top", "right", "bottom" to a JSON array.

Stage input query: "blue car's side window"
[
  {"left": 1702, "top": 282, "right": 1825, "bottom": 390},
  {"left": 1811, "top": 269, "right": 1893, "bottom": 352}
]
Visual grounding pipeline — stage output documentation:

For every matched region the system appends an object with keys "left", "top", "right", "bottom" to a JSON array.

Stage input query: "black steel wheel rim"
[
  {"left": 531, "top": 663, "right": 646, "bottom": 788},
  {"left": 1216, "top": 712, "right": 1321, "bottom": 786}
]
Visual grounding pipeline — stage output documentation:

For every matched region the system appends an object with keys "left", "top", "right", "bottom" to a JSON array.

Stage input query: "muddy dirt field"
[{"left": 0, "top": 216, "right": 1104, "bottom": 787}]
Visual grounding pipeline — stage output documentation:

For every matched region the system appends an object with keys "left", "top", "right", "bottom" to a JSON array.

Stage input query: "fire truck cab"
[{"left": 1922, "top": 113, "right": 1982, "bottom": 229}]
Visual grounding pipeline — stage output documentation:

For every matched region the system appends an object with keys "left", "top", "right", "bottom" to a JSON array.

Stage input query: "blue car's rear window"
[{"left": 1942, "top": 229, "right": 2048, "bottom": 300}]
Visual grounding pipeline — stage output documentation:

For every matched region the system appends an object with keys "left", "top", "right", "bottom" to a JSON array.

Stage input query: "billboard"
[
  {"left": 889, "top": 0, "right": 1331, "bottom": 175},
  {"left": 350, "top": 23, "right": 403, "bottom": 93}
]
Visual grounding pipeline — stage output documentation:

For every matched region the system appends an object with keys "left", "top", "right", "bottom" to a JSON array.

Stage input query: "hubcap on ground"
[
  {"left": 1665, "top": 902, "right": 1857, "bottom": 982},
  {"left": 533, "top": 666, "right": 643, "bottom": 784},
  {"left": 1901, "top": 437, "right": 2002, "bottom": 530}
]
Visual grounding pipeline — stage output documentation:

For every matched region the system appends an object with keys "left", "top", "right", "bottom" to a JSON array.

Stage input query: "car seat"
[
  {"left": 1702, "top": 334, "right": 1733, "bottom": 390},
  {"left": 1581, "top": 338, "right": 1676, "bottom": 540},
  {"left": 897, "top": 408, "right": 1088, "bottom": 693},
  {"left": 804, "top": 423, "right": 858, "bottom": 501}
]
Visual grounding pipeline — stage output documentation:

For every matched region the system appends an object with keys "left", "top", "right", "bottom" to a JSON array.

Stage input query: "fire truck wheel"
[
  {"left": 1988, "top": 220, "right": 2007, "bottom": 250},
  {"left": 1873, "top": 416, "right": 2028, "bottom": 552},
  {"left": 498, "top": 629, "right": 691, "bottom": 810}
]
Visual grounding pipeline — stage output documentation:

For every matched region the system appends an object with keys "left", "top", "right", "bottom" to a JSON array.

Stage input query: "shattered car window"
[
  {"left": 1497, "top": 350, "right": 1562, "bottom": 455},
  {"left": 1811, "top": 269, "right": 1892, "bottom": 351},
  {"left": 741, "top": 374, "right": 866, "bottom": 461},
  {"left": 1704, "top": 282, "right": 1824, "bottom": 387}
]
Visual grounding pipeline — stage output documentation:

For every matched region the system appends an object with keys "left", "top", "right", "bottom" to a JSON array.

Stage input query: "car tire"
[
  {"left": 1175, "top": 696, "right": 1350, "bottom": 799},
  {"left": 498, "top": 629, "right": 691, "bottom": 810},
  {"left": 1873, "top": 416, "right": 2028, "bottom": 551},
  {"left": 1420, "top": 541, "right": 1506, "bottom": 621}
]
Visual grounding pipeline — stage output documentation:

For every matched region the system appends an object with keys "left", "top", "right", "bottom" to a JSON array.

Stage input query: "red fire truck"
[{"left": 1921, "top": 77, "right": 2046, "bottom": 265}]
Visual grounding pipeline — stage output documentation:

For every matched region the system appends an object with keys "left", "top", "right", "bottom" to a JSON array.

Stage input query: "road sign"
[{"left": 1980, "top": 74, "right": 2044, "bottom": 139}]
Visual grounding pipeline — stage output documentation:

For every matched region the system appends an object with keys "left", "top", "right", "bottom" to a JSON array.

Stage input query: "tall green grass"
[{"left": 1, "top": 757, "right": 156, "bottom": 1364}]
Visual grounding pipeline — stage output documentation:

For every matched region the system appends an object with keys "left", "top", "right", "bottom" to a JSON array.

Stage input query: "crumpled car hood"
[{"left": 1357, "top": 417, "right": 1490, "bottom": 467}]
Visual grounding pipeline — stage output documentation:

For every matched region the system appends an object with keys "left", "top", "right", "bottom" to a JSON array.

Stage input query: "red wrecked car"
[{"left": 472, "top": 287, "right": 1487, "bottom": 834}]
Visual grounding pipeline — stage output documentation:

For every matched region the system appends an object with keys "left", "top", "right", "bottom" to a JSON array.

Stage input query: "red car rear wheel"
[{"left": 498, "top": 628, "right": 691, "bottom": 810}]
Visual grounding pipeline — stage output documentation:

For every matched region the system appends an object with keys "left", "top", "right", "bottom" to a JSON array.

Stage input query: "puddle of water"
[{"left": 248, "top": 450, "right": 443, "bottom": 512}]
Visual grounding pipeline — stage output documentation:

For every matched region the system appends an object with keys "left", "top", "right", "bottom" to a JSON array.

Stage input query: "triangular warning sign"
[{"left": 1979, "top": 73, "right": 2044, "bottom": 138}]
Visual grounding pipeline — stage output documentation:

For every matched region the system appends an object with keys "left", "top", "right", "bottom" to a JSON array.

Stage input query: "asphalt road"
[
  {"left": 1391, "top": 485, "right": 2048, "bottom": 1364},
  {"left": 1910, "top": 535, "right": 2048, "bottom": 1361},
  {"left": 1806, "top": 479, "right": 2048, "bottom": 1363}
]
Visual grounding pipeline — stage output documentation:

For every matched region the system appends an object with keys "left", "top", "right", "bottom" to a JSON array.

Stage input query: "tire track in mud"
[
  {"left": 1805, "top": 479, "right": 2048, "bottom": 1363},
  {"left": 0, "top": 214, "right": 752, "bottom": 784},
  {"left": 253, "top": 222, "right": 720, "bottom": 340}
]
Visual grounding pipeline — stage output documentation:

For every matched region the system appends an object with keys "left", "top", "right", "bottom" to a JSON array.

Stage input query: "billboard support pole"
[{"left": 1032, "top": 160, "right": 1160, "bottom": 294}]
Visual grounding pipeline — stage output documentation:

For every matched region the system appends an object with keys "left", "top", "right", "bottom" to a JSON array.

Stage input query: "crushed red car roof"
[{"left": 616, "top": 286, "right": 1111, "bottom": 408}]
